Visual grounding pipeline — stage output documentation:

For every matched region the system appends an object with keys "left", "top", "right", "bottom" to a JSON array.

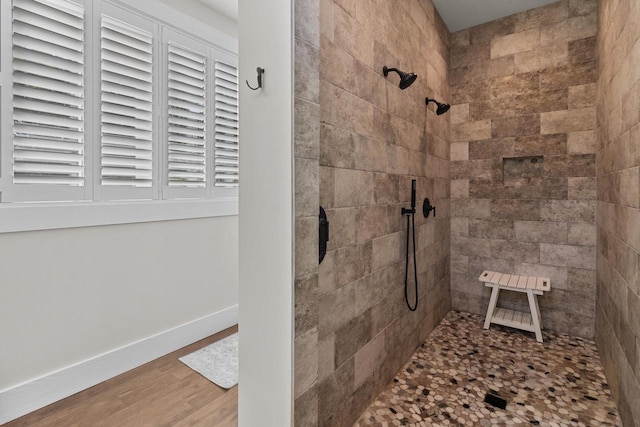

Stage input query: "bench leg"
[
  {"left": 484, "top": 286, "right": 500, "bottom": 329},
  {"left": 527, "top": 290, "right": 543, "bottom": 343}
]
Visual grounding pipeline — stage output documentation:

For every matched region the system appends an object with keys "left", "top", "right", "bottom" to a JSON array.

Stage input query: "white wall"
[
  {"left": 0, "top": 216, "right": 238, "bottom": 389},
  {"left": 238, "top": 0, "right": 294, "bottom": 425},
  {"left": 158, "top": 0, "right": 238, "bottom": 38}
]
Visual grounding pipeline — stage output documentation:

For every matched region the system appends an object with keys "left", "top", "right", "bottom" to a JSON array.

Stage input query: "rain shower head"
[
  {"left": 383, "top": 66, "right": 417, "bottom": 90},
  {"left": 425, "top": 98, "right": 450, "bottom": 115}
]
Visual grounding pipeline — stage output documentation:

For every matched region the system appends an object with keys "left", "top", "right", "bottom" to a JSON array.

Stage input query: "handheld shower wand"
[{"left": 402, "top": 180, "right": 419, "bottom": 311}]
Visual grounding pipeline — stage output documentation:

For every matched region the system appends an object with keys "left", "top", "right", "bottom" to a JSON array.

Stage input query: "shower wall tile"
[
  {"left": 309, "top": 0, "right": 451, "bottom": 424},
  {"left": 450, "top": 0, "right": 597, "bottom": 339}
]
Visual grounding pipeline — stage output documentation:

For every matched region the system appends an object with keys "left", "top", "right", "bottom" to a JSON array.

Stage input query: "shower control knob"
[{"left": 423, "top": 198, "right": 436, "bottom": 218}]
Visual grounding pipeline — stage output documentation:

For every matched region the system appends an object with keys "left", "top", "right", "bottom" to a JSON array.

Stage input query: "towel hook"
[{"left": 246, "top": 67, "right": 265, "bottom": 90}]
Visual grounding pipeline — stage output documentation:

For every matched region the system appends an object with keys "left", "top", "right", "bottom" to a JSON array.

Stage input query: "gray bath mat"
[{"left": 180, "top": 333, "right": 238, "bottom": 389}]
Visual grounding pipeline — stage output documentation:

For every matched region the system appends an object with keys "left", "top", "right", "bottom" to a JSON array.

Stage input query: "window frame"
[{"left": 0, "top": 0, "right": 239, "bottom": 233}]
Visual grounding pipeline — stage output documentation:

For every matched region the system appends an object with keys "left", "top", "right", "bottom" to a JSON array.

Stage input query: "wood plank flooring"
[{"left": 4, "top": 326, "right": 238, "bottom": 427}]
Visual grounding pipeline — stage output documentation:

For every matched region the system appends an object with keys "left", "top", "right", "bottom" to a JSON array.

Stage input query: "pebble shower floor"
[{"left": 355, "top": 311, "right": 620, "bottom": 427}]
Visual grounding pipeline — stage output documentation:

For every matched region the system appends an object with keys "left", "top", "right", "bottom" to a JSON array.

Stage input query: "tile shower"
[{"left": 292, "top": 0, "right": 640, "bottom": 426}]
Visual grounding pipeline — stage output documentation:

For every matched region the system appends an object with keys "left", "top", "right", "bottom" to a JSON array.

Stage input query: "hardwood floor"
[{"left": 5, "top": 326, "right": 238, "bottom": 427}]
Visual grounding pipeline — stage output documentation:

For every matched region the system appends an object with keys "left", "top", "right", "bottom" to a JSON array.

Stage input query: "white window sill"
[{"left": 0, "top": 198, "right": 238, "bottom": 234}]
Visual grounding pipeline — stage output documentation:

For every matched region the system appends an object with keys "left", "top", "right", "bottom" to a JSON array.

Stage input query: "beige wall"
[
  {"left": 294, "top": 0, "right": 451, "bottom": 425},
  {"left": 595, "top": 0, "right": 640, "bottom": 424},
  {"left": 449, "top": 0, "right": 598, "bottom": 338},
  {"left": 0, "top": 216, "right": 238, "bottom": 390}
]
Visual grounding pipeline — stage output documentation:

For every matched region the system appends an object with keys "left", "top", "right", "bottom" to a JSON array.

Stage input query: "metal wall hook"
[{"left": 246, "top": 67, "right": 265, "bottom": 90}]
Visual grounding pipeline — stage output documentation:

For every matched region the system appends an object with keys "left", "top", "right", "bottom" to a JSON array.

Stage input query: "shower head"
[
  {"left": 425, "top": 98, "right": 450, "bottom": 115},
  {"left": 383, "top": 66, "right": 417, "bottom": 90}
]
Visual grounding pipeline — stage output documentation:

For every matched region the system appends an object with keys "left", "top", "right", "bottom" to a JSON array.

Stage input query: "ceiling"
[
  {"left": 198, "top": 0, "right": 559, "bottom": 32},
  {"left": 200, "top": 0, "right": 238, "bottom": 21},
  {"left": 432, "top": 0, "right": 559, "bottom": 32}
]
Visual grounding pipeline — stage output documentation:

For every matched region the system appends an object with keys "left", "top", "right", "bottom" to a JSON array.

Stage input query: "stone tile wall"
[
  {"left": 449, "top": 0, "right": 598, "bottom": 338},
  {"left": 294, "top": 0, "right": 452, "bottom": 425},
  {"left": 293, "top": 0, "right": 321, "bottom": 425},
  {"left": 595, "top": 0, "right": 640, "bottom": 424}
]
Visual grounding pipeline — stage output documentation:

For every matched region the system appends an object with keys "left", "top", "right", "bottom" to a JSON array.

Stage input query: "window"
[{"left": 0, "top": 0, "right": 238, "bottom": 231}]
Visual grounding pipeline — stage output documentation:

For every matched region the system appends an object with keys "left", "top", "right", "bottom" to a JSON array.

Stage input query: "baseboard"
[{"left": 0, "top": 305, "right": 238, "bottom": 425}]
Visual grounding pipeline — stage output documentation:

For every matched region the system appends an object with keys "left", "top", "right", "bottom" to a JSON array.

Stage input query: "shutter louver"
[
  {"left": 12, "top": 0, "right": 85, "bottom": 186},
  {"left": 167, "top": 43, "right": 207, "bottom": 188},
  {"left": 100, "top": 15, "right": 153, "bottom": 187},
  {"left": 214, "top": 61, "right": 239, "bottom": 187}
]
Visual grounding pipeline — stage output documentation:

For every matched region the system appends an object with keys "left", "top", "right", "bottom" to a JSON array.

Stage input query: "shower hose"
[{"left": 404, "top": 211, "right": 418, "bottom": 311}]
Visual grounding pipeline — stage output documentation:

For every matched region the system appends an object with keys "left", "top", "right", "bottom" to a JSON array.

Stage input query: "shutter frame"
[
  {"left": 98, "top": 7, "right": 156, "bottom": 201},
  {"left": 212, "top": 50, "right": 238, "bottom": 200},
  {"left": 163, "top": 29, "right": 210, "bottom": 200},
  {"left": 8, "top": 0, "right": 88, "bottom": 202}
]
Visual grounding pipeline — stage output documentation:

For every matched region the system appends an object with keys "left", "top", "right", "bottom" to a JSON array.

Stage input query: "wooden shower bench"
[{"left": 479, "top": 271, "right": 551, "bottom": 343}]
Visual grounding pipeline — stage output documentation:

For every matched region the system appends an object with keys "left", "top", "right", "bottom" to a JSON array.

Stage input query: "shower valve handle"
[{"left": 423, "top": 198, "right": 436, "bottom": 218}]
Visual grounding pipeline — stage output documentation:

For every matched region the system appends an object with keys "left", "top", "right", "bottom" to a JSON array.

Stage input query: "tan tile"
[
  {"left": 296, "top": 216, "right": 319, "bottom": 278},
  {"left": 295, "top": 0, "right": 320, "bottom": 45},
  {"left": 490, "top": 240, "right": 540, "bottom": 263},
  {"left": 492, "top": 115, "right": 540, "bottom": 138},
  {"left": 334, "top": 168, "right": 374, "bottom": 208},
  {"left": 372, "top": 232, "right": 401, "bottom": 270},
  {"left": 296, "top": 38, "right": 320, "bottom": 103},
  {"left": 568, "top": 223, "right": 596, "bottom": 246},
  {"left": 491, "top": 199, "right": 541, "bottom": 221},
  {"left": 295, "top": 328, "right": 318, "bottom": 399},
  {"left": 541, "top": 200, "right": 595, "bottom": 223},
  {"left": 515, "top": 221, "right": 568, "bottom": 244},
  {"left": 568, "top": 177, "right": 596, "bottom": 200},
  {"left": 514, "top": 43, "right": 569, "bottom": 74},
  {"left": 317, "top": 332, "right": 335, "bottom": 380},
  {"left": 320, "top": 36, "right": 356, "bottom": 91},
  {"left": 568, "top": 83, "right": 596, "bottom": 109},
  {"left": 295, "top": 97, "right": 320, "bottom": 159},
  {"left": 451, "top": 120, "right": 491, "bottom": 142},
  {"left": 355, "top": 135, "right": 387, "bottom": 173},
  {"left": 320, "top": 0, "right": 334, "bottom": 42},
  {"left": 335, "top": 5, "right": 374, "bottom": 67},
  {"left": 569, "top": 36, "right": 596, "bottom": 64},
  {"left": 320, "top": 166, "right": 335, "bottom": 208},
  {"left": 491, "top": 73, "right": 540, "bottom": 99},
  {"left": 451, "top": 29, "right": 470, "bottom": 47},
  {"left": 491, "top": 28, "right": 540, "bottom": 59},
  {"left": 451, "top": 179, "right": 469, "bottom": 199},
  {"left": 469, "top": 219, "right": 514, "bottom": 240},
  {"left": 540, "top": 243, "right": 596, "bottom": 269},
  {"left": 450, "top": 104, "right": 469, "bottom": 125},
  {"left": 569, "top": 0, "right": 596, "bottom": 17},
  {"left": 450, "top": 142, "right": 469, "bottom": 161},
  {"left": 295, "top": 158, "right": 319, "bottom": 218},
  {"left": 334, "top": 310, "right": 372, "bottom": 366},
  {"left": 451, "top": 235, "right": 492, "bottom": 257},
  {"left": 540, "top": 107, "right": 596, "bottom": 134},
  {"left": 541, "top": 14, "right": 597, "bottom": 46},
  {"left": 318, "top": 281, "right": 355, "bottom": 336},
  {"left": 354, "top": 332, "right": 385, "bottom": 388},
  {"left": 451, "top": 217, "right": 469, "bottom": 237},
  {"left": 450, "top": 199, "right": 492, "bottom": 219},
  {"left": 568, "top": 130, "right": 597, "bottom": 154},
  {"left": 326, "top": 208, "right": 356, "bottom": 251},
  {"left": 320, "top": 124, "right": 355, "bottom": 168},
  {"left": 356, "top": 206, "right": 389, "bottom": 242},
  {"left": 513, "top": 0, "right": 569, "bottom": 32}
]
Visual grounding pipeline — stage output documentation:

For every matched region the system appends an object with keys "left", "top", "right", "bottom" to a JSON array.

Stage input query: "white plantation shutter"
[
  {"left": 10, "top": 0, "right": 86, "bottom": 201},
  {"left": 214, "top": 60, "right": 239, "bottom": 188},
  {"left": 100, "top": 14, "right": 154, "bottom": 196},
  {"left": 167, "top": 42, "right": 207, "bottom": 190}
]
